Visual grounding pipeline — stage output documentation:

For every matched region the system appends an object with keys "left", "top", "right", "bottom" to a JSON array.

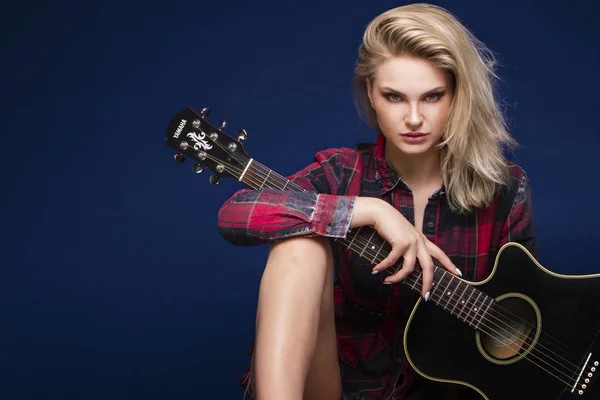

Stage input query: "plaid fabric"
[{"left": 218, "top": 134, "right": 537, "bottom": 399}]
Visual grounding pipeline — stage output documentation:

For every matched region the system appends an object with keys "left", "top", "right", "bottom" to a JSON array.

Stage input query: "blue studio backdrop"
[{"left": 2, "top": 0, "right": 599, "bottom": 398}]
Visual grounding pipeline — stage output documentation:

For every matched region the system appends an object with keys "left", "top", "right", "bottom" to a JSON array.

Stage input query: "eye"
[
  {"left": 383, "top": 93, "right": 402, "bottom": 102},
  {"left": 424, "top": 92, "right": 445, "bottom": 102}
]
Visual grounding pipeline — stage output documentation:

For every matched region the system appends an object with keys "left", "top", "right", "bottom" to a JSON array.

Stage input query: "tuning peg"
[
  {"left": 174, "top": 153, "right": 186, "bottom": 163},
  {"left": 192, "top": 164, "right": 203, "bottom": 174},
  {"left": 200, "top": 107, "right": 211, "bottom": 118},
  {"left": 209, "top": 175, "right": 220, "bottom": 185},
  {"left": 219, "top": 119, "right": 227, "bottom": 130},
  {"left": 236, "top": 128, "right": 248, "bottom": 141}
]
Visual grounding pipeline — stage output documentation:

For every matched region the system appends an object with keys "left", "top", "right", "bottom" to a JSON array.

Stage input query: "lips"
[
  {"left": 399, "top": 132, "right": 428, "bottom": 144},
  {"left": 401, "top": 132, "right": 427, "bottom": 137}
]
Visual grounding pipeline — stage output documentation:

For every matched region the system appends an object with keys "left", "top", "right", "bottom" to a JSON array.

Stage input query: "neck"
[{"left": 385, "top": 143, "right": 443, "bottom": 190}]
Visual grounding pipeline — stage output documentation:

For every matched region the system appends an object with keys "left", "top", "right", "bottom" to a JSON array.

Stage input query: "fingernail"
[
  {"left": 456, "top": 268, "right": 462, "bottom": 277},
  {"left": 424, "top": 292, "right": 430, "bottom": 302},
  {"left": 371, "top": 269, "right": 379, "bottom": 275},
  {"left": 383, "top": 281, "right": 393, "bottom": 285}
]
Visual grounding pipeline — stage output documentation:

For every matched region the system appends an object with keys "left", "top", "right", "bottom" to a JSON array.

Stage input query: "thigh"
[
  {"left": 303, "top": 242, "right": 341, "bottom": 400},
  {"left": 249, "top": 237, "right": 341, "bottom": 400}
]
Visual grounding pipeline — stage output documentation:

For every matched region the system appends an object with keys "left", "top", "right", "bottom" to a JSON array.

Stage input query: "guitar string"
[
  {"left": 338, "top": 226, "right": 583, "bottom": 383},
  {"left": 326, "top": 223, "right": 581, "bottom": 384},
  {"left": 337, "top": 240, "right": 581, "bottom": 386},
  {"left": 198, "top": 153, "right": 582, "bottom": 386},
  {"left": 242, "top": 163, "right": 589, "bottom": 384},
  {"left": 237, "top": 158, "right": 576, "bottom": 351},
  {"left": 245, "top": 162, "right": 585, "bottom": 371},
  {"left": 208, "top": 155, "right": 583, "bottom": 382},
  {"left": 373, "top": 235, "right": 582, "bottom": 369},
  {"left": 414, "top": 276, "right": 579, "bottom": 386},
  {"left": 385, "top": 253, "right": 581, "bottom": 370},
  {"left": 401, "top": 270, "right": 582, "bottom": 382},
  {"left": 214, "top": 156, "right": 584, "bottom": 380},
  {"left": 238, "top": 160, "right": 584, "bottom": 372},
  {"left": 380, "top": 248, "right": 583, "bottom": 370}
]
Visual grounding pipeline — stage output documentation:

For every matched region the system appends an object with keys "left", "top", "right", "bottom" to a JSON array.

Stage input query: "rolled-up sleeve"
[{"left": 216, "top": 148, "right": 360, "bottom": 246}]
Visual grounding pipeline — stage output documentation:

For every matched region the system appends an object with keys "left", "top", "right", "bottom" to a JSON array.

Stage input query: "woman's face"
[{"left": 367, "top": 55, "right": 454, "bottom": 158}]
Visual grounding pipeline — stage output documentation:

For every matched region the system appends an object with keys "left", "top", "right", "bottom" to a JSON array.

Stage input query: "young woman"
[{"left": 217, "top": 3, "right": 537, "bottom": 399}]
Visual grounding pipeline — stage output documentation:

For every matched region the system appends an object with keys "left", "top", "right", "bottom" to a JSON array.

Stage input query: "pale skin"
[{"left": 250, "top": 55, "right": 462, "bottom": 400}]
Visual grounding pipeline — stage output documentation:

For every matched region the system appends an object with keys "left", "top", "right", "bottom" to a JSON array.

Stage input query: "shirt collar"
[
  {"left": 372, "top": 133, "right": 445, "bottom": 198},
  {"left": 373, "top": 133, "right": 406, "bottom": 195}
]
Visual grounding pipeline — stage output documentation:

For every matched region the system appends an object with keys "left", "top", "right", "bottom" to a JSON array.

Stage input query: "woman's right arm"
[
  {"left": 217, "top": 148, "right": 359, "bottom": 246},
  {"left": 217, "top": 189, "right": 356, "bottom": 246}
]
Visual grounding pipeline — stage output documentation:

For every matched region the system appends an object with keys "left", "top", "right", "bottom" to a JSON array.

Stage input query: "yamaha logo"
[{"left": 173, "top": 119, "right": 187, "bottom": 138}]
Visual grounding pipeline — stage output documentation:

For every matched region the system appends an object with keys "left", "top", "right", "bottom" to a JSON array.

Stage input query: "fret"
[
  {"left": 467, "top": 292, "right": 483, "bottom": 327},
  {"left": 360, "top": 230, "right": 376, "bottom": 258},
  {"left": 428, "top": 271, "right": 437, "bottom": 294},
  {"left": 475, "top": 296, "right": 493, "bottom": 330},
  {"left": 260, "top": 170, "right": 272, "bottom": 189},
  {"left": 440, "top": 272, "right": 455, "bottom": 310},
  {"left": 244, "top": 162, "right": 265, "bottom": 189},
  {"left": 408, "top": 269, "right": 422, "bottom": 291},
  {"left": 416, "top": 268, "right": 427, "bottom": 291},
  {"left": 429, "top": 270, "right": 444, "bottom": 303},
  {"left": 274, "top": 173, "right": 292, "bottom": 191},
  {"left": 347, "top": 227, "right": 361, "bottom": 250},
  {"left": 239, "top": 158, "right": 253, "bottom": 182},
  {"left": 450, "top": 280, "right": 470, "bottom": 318},
  {"left": 371, "top": 239, "right": 384, "bottom": 264},
  {"left": 458, "top": 286, "right": 476, "bottom": 324}
]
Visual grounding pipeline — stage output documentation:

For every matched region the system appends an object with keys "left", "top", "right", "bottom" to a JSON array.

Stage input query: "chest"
[{"left": 412, "top": 190, "right": 434, "bottom": 233}]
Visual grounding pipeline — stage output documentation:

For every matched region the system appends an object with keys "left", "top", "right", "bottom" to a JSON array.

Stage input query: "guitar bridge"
[{"left": 572, "top": 352, "right": 598, "bottom": 395}]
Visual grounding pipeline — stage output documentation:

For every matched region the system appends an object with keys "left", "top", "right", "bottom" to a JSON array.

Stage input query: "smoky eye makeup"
[{"left": 380, "top": 90, "right": 446, "bottom": 102}]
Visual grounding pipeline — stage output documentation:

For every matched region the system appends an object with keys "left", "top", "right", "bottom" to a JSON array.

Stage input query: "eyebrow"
[{"left": 380, "top": 86, "right": 447, "bottom": 96}]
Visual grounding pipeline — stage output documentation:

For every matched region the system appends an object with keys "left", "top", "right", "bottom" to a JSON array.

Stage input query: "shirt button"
[
  {"left": 427, "top": 221, "right": 434, "bottom": 229},
  {"left": 325, "top": 225, "right": 332, "bottom": 233}
]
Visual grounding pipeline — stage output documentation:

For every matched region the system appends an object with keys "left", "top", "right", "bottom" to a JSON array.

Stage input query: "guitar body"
[{"left": 405, "top": 242, "right": 600, "bottom": 399}]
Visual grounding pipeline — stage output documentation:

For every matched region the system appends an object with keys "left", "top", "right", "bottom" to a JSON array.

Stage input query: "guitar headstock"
[{"left": 165, "top": 106, "right": 250, "bottom": 185}]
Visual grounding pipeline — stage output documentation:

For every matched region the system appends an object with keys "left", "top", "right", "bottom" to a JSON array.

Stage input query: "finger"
[
  {"left": 385, "top": 242, "right": 417, "bottom": 284},
  {"left": 417, "top": 241, "right": 435, "bottom": 300},
  {"left": 372, "top": 242, "right": 405, "bottom": 274},
  {"left": 423, "top": 235, "right": 462, "bottom": 278}
]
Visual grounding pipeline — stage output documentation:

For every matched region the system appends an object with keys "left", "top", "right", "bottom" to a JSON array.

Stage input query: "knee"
[{"left": 268, "top": 236, "right": 333, "bottom": 270}]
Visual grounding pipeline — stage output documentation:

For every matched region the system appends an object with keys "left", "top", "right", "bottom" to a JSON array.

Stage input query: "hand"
[{"left": 349, "top": 197, "right": 462, "bottom": 300}]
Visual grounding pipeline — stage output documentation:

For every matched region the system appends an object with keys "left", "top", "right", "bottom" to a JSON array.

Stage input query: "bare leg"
[{"left": 251, "top": 237, "right": 341, "bottom": 400}]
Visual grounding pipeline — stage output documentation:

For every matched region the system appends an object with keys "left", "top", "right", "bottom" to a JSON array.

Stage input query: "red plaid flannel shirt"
[{"left": 217, "top": 134, "right": 537, "bottom": 399}]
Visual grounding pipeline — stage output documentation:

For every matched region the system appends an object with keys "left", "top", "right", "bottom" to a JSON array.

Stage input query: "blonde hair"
[{"left": 353, "top": 3, "right": 517, "bottom": 213}]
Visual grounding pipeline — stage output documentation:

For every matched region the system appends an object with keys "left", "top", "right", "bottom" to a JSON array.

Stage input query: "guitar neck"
[{"left": 236, "top": 158, "right": 492, "bottom": 328}]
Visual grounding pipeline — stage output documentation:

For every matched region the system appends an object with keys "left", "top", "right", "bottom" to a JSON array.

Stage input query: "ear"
[{"left": 365, "top": 78, "right": 375, "bottom": 108}]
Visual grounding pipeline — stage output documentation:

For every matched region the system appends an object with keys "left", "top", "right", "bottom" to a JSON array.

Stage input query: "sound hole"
[{"left": 479, "top": 296, "right": 538, "bottom": 362}]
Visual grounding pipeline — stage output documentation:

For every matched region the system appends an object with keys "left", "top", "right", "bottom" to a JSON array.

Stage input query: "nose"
[{"left": 405, "top": 103, "right": 424, "bottom": 130}]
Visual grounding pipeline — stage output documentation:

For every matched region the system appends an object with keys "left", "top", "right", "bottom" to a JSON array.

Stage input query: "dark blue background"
[{"left": 2, "top": 0, "right": 599, "bottom": 398}]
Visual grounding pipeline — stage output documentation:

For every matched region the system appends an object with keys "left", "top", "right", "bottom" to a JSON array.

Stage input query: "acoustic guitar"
[{"left": 165, "top": 106, "right": 600, "bottom": 399}]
